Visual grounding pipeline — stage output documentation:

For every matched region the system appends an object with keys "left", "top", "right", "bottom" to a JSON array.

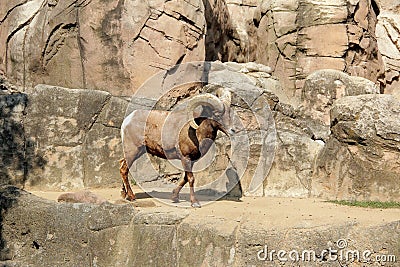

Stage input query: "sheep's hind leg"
[
  {"left": 171, "top": 174, "right": 188, "bottom": 203},
  {"left": 119, "top": 158, "right": 136, "bottom": 201}
]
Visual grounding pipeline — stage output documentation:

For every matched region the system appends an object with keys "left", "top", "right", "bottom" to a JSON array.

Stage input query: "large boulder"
[
  {"left": 300, "top": 69, "right": 379, "bottom": 140},
  {"left": 313, "top": 94, "right": 400, "bottom": 201},
  {"left": 22, "top": 84, "right": 129, "bottom": 190}
]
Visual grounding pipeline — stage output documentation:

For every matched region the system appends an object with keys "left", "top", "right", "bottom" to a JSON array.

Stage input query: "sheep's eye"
[{"left": 213, "top": 111, "right": 222, "bottom": 118}]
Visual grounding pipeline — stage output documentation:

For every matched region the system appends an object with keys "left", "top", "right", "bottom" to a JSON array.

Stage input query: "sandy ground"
[{"left": 28, "top": 186, "right": 400, "bottom": 230}]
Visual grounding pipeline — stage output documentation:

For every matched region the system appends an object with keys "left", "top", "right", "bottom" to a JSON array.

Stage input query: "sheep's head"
[{"left": 187, "top": 88, "right": 234, "bottom": 135}]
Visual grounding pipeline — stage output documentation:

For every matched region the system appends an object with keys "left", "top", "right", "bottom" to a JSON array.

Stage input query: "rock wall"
[
  {"left": 1, "top": 0, "right": 398, "bottom": 100},
  {"left": 0, "top": 81, "right": 129, "bottom": 190},
  {"left": 253, "top": 0, "right": 384, "bottom": 104},
  {"left": 1, "top": 0, "right": 400, "bottom": 201},
  {"left": 0, "top": 0, "right": 206, "bottom": 95},
  {"left": 376, "top": 0, "right": 400, "bottom": 100},
  {"left": 3, "top": 62, "right": 399, "bottom": 201}
]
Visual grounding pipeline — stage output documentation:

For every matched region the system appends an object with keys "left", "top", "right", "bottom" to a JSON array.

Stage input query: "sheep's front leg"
[
  {"left": 171, "top": 174, "right": 188, "bottom": 203},
  {"left": 187, "top": 171, "right": 200, "bottom": 208},
  {"left": 172, "top": 158, "right": 200, "bottom": 207}
]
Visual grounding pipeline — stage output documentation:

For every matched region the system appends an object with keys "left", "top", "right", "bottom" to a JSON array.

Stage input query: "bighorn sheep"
[{"left": 119, "top": 88, "right": 233, "bottom": 207}]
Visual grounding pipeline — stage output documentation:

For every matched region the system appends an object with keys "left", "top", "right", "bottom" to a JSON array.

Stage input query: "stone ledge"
[{"left": 1, "top": 186, "right": 399, "bottom": 266}]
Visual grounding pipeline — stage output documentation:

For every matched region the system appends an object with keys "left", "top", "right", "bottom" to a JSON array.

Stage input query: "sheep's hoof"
[
  {"left": 125, "top": 195, "right": 136, "bottom": 202},
  {"left": 191, "top": 202, "right": 201, "bottom": 208}
]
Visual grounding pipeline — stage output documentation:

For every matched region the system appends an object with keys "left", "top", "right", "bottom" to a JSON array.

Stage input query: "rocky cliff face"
[
  {"left": 1, "top": 0, "right": 399, "bottom": 99},
  {"left": 253, "top": 0, "right": 384, "bottom": 103},
  {"left": 376, "top": 0, "right": 400, "bottom": 100},
  {"left": 0, "top": 0, "right": 206, "bottom": 95},
  {"left": 2, "top": 62, "right": 399, "bottom": 201},
  {"left": 1, "top": 0, "right": 400, "bottom": 201}
]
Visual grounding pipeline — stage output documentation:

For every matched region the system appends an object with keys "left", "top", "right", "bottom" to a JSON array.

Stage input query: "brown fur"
[{"left": 120, "top": 90, "right": 232, "bottom": 207}]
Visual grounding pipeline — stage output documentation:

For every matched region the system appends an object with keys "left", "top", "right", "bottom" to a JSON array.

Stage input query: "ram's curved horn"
[
  {"left": 189, "top": 119, "right": 200, "bottom": 130},
  {"left": 187, "top": 93, "right": 225, "bottom": 129},
  {"left": 187, "top": 93, "right": 225, "bottom": 113}
]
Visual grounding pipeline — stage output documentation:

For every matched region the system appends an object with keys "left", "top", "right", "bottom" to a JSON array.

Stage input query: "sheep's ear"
[{"left": 216, "top": 87, "right": 232, "bottom": 105}]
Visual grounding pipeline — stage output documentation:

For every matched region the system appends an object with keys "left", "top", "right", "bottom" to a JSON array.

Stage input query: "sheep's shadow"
[
  {"left": 135, "top": 190, "right": 242, "bottom": 205},
  {"left": 135, "top": 167, "right": 243, "bottom": 204}
]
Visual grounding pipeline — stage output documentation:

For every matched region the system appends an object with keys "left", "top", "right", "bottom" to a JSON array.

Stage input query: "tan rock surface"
[
  {"left": 254, "top": 0, "right": 384, "bottom": 102},
  {"left": 0, "top": 0, "right": 206, "bottom": 95}
]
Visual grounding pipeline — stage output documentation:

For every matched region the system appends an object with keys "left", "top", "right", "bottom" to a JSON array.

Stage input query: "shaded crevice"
[
  {"left": 174, "top": 53, "right": 186, "bottom": 66},
  {"left": 41, "top": 23, "right": 78, "bottom": 68},
  {"left": 202, "top": 0, "right": 236, "bottom": 61},
  {"left": 148, "top": 63, "right": 170, "bottom": 71},
  {"left": 132, "top": 16, "right": 151, "bottom": 43},
  {"left": 77, "top": 0, "right": 93, "bottom": 9},
  {"left": 138, "top": 36, "right": 171, "bottom": 61},
  {"left": 144, "top": 23, "right": 201, "bottom": 50},
  {"left": 85, "top": 94, "right": 112, "bottom": 133},
  {"left": 161, "top": 8, "right": 204, "bottom": 33},
  {"left": 44, "top": 23, "right": 65, "bottom": 43},
  {"left": 53, "top": 0, "right": 79, "bottom": 19},
  {"left": 75, "top": 5, "right": 86, "bottom": 88},
  {"left": 176, "top": 13, "right": 199, "bottom": 28},
  {"left": 311, "top": 135, "right": 325, "bottom": 143},
  {"left": 99, "top": 123, "right": 120, "bottom": 129},
  {"left": 227, "top": 2, "right": 257, "bottom": 8},
  {"left": 371, "top": 0, "right": 380, "bottom": 17}
]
